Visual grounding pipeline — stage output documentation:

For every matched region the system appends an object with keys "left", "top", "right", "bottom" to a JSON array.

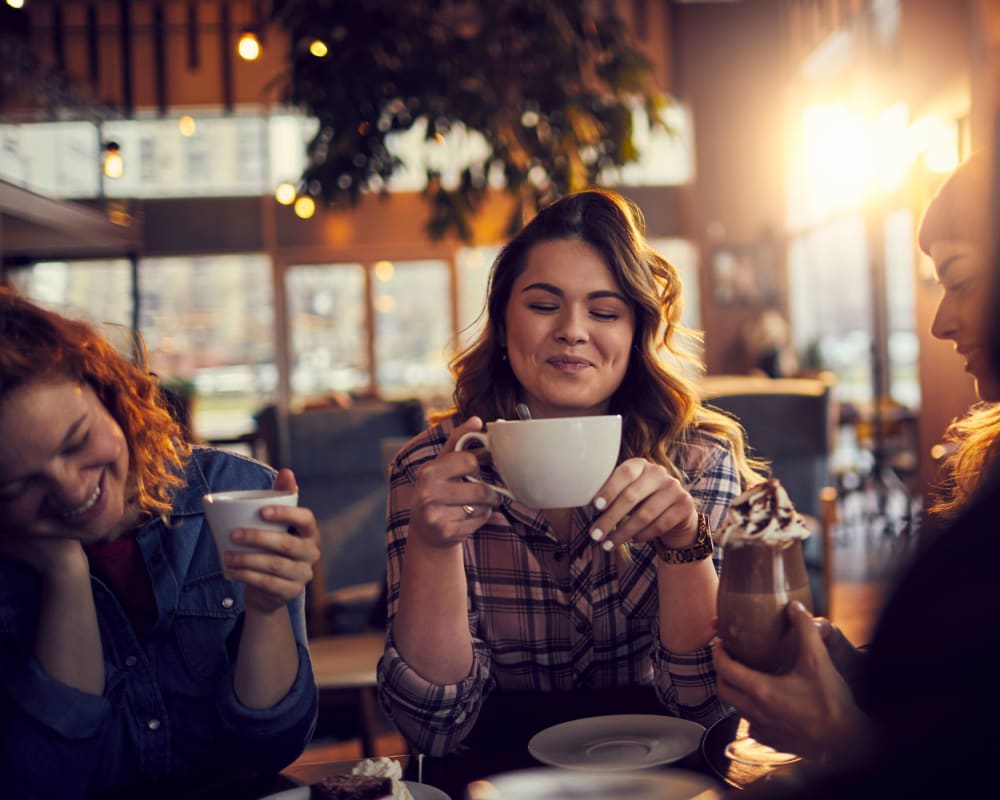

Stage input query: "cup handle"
[{"left": 454, "top": 431, "right": 517, "bottom": 501}]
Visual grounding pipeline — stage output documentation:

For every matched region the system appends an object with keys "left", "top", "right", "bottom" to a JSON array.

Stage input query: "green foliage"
[{"left": 269, "top": 0, "right": 666, "bottom": 241}]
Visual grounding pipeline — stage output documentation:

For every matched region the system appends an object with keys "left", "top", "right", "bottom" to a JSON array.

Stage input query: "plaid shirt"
[{"left": 376, "top": 418, "right": 740, "bottom": 756}]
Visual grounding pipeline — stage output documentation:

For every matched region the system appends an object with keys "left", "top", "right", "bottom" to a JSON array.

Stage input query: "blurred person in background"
[
  {"left": 0, "top": 289, "right": 320, "bottom": 799},
  {"left": 713, "top": 147, "right": 1000, "bottom": 796}
]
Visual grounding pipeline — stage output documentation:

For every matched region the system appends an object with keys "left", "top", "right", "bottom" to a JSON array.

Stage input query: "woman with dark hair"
[
  {"left": 712, "top": 148, "right": 1000, "bottom": 795},
  {"left": 0, "top": 289, "right": 320, "bottom": 798},
  {"left": 377, "top": 189, "right": 762, "bottom": 759}
]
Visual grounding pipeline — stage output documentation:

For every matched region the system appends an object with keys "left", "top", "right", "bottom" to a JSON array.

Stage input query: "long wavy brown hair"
[
  {"left": 0, "top": 287, "right": 190, "bottom": 519},
  {"left": 434, "top": 188, "right": 762, "bottom": 486}
]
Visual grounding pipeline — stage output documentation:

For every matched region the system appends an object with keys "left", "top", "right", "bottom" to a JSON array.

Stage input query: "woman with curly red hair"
[{"left": 0, "top": 288, "right": 320, "bottom": 798}]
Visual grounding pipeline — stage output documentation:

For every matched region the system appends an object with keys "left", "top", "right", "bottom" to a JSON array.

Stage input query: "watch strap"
[{"left": 653, "top": 511, "right": 714, "bottom": 564}]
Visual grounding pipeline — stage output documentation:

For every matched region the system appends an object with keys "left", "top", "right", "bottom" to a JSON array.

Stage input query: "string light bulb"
[
  {"left": 275, "top": 182, "right": 296, "bottom": 205},
  {"left": 102, "top": 141, "right": 124, "bottom": 179},
  {"left": 293, "top": 195, "right": 315, "bottom": 219},
  {"left": 308, "top": 39, "right": 329, "bottom": 58},
  {"left": 237, "top": 28, "right": 262, "bottom": 61}
]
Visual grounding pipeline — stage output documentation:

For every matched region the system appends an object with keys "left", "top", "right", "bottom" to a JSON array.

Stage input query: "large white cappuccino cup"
[{"left": 455, "top": 415, "right": 622, "bottom": 509}]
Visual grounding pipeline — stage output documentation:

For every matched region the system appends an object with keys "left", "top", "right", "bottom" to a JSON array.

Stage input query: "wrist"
[{"left": 653, "top": 511, "right": 713, "bottom": 564}]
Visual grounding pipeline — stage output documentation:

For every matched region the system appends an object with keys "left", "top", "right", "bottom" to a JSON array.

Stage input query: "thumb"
[{"left": 273, "top": 468, "right": 298, "bottom": 493}]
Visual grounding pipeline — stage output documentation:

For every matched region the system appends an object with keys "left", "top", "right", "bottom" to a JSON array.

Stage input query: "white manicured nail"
[
  {"left": 601, "top": 539, "right": 615, "bottom": 551},
  {"left": 593, "top": 497, "right": 607, "bottom": 511},
  {"left": 590, "top": 528, "right": 604, "bottom": 542}
]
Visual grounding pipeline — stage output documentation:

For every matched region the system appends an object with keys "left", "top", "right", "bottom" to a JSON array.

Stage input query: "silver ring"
[{"left": 462, "top": 504, "right": 476, "bottom": 517}]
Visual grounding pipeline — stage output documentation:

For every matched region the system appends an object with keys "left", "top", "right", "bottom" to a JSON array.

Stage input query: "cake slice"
[{"left": 309, "top": 774, "right": 393, "bottom": 800}]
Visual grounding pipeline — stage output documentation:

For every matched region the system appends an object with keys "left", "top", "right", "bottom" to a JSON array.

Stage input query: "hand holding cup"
[{"left": 203, "top": 468, "right": 320, "bottom": 613}]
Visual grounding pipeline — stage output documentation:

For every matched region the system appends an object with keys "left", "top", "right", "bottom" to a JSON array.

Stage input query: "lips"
[
  {"left": 60, "top": 473, "right": 106, "bottom": 525},
  {"left": 547, "top": 356, "right": 593, "bottom": 372}
]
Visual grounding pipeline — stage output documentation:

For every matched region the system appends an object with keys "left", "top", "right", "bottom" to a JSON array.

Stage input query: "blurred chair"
[
  {"left": 254, "top": 399, "right": 424, "bottom": 637},
  {"left": 703, "top": 373, "right": 837, "bottom": 615}
]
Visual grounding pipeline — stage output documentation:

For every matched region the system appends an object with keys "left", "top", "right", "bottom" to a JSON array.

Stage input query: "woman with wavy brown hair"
[
  {"left": 0, "top": 288, "right": 319, "bottom": 799},
  {"left": 377, "top": 188, "right": 761, "bottom": 771}
]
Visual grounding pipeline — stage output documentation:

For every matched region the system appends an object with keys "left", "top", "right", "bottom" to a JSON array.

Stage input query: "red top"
[{"left": 86, "top": 535, "right": 158, "bottom": 638}]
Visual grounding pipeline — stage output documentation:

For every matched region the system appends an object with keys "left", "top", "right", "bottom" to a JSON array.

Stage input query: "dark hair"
[
  {"left": 436, "top": 188, "right": 760, "bottom": 485},
  {"left": 0, "top": 288, "right": 189, "bottom": 517}
]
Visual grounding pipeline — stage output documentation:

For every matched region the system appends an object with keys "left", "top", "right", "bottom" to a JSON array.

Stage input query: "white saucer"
[
  {"left": 261, "top": 780, "right": 449, "bottom": 800},
  {"left": 469, "top": 767, "right": 722, "bottom": 800},
  {"left": 527, "top": 714, "right": 705, "bottom": 771}
]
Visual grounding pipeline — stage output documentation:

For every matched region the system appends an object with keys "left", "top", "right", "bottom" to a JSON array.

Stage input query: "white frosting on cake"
[{"left": 718, "top": 478, "right": 811, "bottom": 546}]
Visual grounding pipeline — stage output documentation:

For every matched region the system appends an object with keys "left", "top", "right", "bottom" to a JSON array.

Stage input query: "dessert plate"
[
  {"left": 260, "top": 780, "right": 449, "bottom": 800},
  {"left": 527, "top": 714, "right": 705, "bottom": 771},
  {"left": 470, "top": 767, "right": 722, "bottom": 800}
]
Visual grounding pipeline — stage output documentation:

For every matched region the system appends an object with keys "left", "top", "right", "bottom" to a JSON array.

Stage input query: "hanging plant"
[{"left": 269, "top": 0, "right": 668, "bottom": 241}]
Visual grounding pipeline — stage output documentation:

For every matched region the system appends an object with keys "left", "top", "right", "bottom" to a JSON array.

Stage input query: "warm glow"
[
  {"left": 373, "top": 293, "right": 396, "bottom": 314},
  {"left": 293, "top": 195, "right": 315, "bottom": 218},
  {"left": 275, "top": 182, "right": 297, "bottom": 205},
  {"left": 103, "top": 142, "right": 123, "bottom": 179},
  {"left": 909, "top": 115, "right": 960, "bottom": 174},
  {"left": 6, "top": 0, "right": 25, "bottom": 9},
  {"left": 801, "top": 103, "right": 962, "bottom": 218},
  {"left": 374, "top": 260, "right": 395, "bottom": 282},
  {"left": 178, "top": 115, "right": 196, "bottom": 137},
  {"left": 237, "top": 30, "right": 262, "bottom": 61},
  {"left": 309, "top": 39, "right": 329, "bottom": 58}
]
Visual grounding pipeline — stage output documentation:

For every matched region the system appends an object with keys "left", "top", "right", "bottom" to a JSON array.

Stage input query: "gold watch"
[{"left": 653, "top": 511, "right": 714, "bottom": 564}]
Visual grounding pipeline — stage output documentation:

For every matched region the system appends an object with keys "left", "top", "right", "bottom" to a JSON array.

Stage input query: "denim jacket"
[{"left": 0, "top": 447, "right": 318, "bottom": 799}]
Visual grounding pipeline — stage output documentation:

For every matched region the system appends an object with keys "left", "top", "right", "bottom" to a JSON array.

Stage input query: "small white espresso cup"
[
  {"left": 202, "top": 489, "right": 299, "bottom": 555},
  {"left": 455, "top": 415, "right": 621, "bottom": 508}
]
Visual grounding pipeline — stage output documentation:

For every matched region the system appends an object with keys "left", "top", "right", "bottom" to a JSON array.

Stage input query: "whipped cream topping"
[
  {"left": 718, "top": 478, "right": 811, "bottom": 546},
  {"left": 352, "top": 757, "right": 412, "bottom": 800}
]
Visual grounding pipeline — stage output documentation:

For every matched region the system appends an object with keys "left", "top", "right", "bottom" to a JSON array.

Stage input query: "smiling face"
[
  {"left": 503, "top": 237, "right": 636, "bottom": 418},
  {"left": 930, "top": 240, "right": 1000, "bottom": 402},
  {"left": 0, "top": 378, "right": 135, "bottom": 544}
]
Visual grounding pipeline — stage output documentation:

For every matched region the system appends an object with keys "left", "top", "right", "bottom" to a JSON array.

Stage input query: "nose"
[
  {"left": 930, "top": 294, "right": 957, "bottom": 342},
  {"left": 554, "top": 307, "right": 588, "bottom": 345}
]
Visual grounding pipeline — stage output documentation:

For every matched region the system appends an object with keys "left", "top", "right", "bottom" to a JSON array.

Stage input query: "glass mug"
[{"left": 716, "top": 538, "right": 813, "bottom": 766}]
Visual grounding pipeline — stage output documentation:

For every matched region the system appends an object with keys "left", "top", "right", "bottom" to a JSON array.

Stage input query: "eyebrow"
[
  {"left": 520, "top": 281, "right": 629, "bottom": 303},
  {"left": 0, "top": 412, "right": 88, "bottom": 487}
]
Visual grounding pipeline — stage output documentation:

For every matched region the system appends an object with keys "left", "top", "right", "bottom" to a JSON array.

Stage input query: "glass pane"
[
  {"left": 373, "top": 259, "right": 453, "bottom": 399},
  {"left": 138, "top": 254, "right": 276, "bottom": 442},
  {"left": 6, "top": 259, "right": 133, "bottom": 327},
  {"left": 788, "top": 214, "right": 873, "bottom": 405},
  {"left": 286, "top": 264, "right": 369, "bottom": 402},
  {"left": 455, "top": 246, "right": 498, "bottom": 352},
  {"left": 884, "top": 209, "right": 920, "bottom": 408}
]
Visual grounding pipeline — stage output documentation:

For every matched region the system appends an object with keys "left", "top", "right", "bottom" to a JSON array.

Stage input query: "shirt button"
[
  {"left": 147, "top": 719, "right": 161, "bottom": 731},
  {"left": 125, "top": 656, "right": 137, "bottom": 667},
  {"left": 221, "top": 597, "right": 235, "bottom": 609}
]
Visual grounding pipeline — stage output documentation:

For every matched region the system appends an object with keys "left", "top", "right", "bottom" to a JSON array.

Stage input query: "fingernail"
[
  {"left": 261, "top": 507, "right": 275, "bottom": 519},
  {"left": 792, "top": 601, "right": 806, "bottom": 613},
  {"left": 231, "top": 529, "right": 245, "bottom": 542},
  {"left": 593, "top": 497, "right": 607, "bottom": 511},
  {"left": 590, "top": 528, "right": 604, "bottom": 542},
  {"left": 601, "top": 539, "right": 615, "bottom": 552}
]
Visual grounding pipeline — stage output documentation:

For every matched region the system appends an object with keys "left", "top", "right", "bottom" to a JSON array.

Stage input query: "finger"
[
  {"left": 231, "top": 527, "right": 320, "bottom": 564},
  {"left": 226, "top": 567, "right": 304, "bottom": 600},
  {"left": 224, "top": 548, "right": 315, "bottom": 583},
  {"left": 273, "top": 468, "right": 298, "bottom": 493},
  {"left": 441, "top": 416, "right": 484, "bottom": 454}
]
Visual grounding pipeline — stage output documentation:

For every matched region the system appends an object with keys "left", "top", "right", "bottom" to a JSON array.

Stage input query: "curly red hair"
[{"left": 0, "top": 287, "right": 190, "bottom": 519}]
